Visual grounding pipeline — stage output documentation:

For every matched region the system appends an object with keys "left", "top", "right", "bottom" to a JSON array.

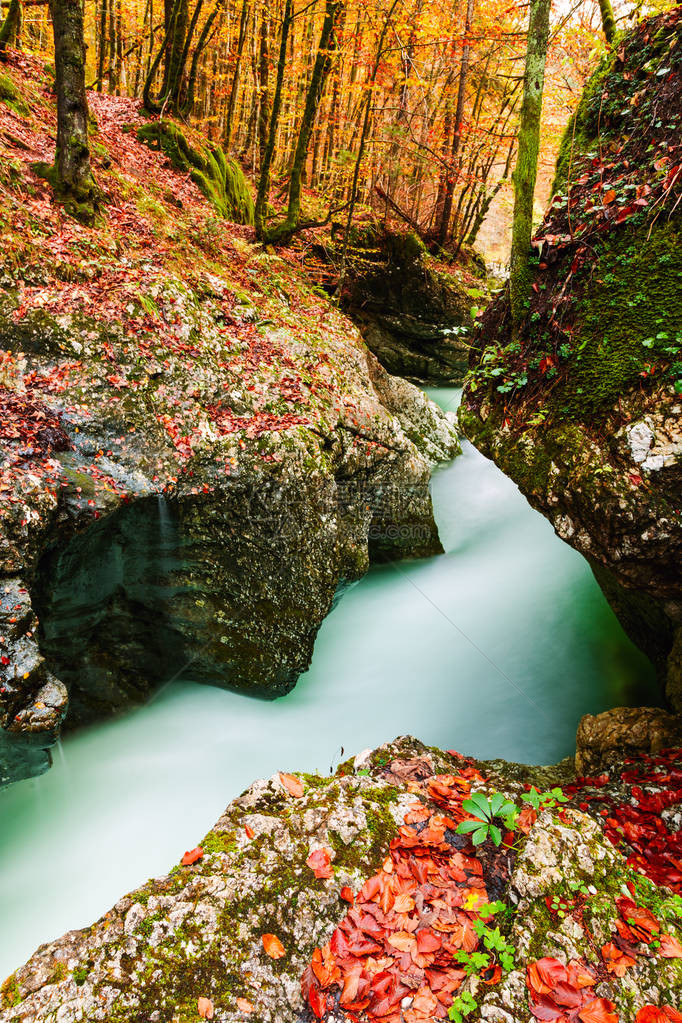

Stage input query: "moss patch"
[
  {"left": 552, "top": 221, "right": 682, "bottom": 420},
  {"left": 137, "top": 121, "right": 254, "bottom": 225}
]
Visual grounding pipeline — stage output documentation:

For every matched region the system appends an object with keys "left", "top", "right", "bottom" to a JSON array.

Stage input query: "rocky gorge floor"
[
  {"left": 0, "top": 51, "right": 460, "bottom": 786},
  {"left": 1, "top": 731, "right": 681, "bottom": 1023}
]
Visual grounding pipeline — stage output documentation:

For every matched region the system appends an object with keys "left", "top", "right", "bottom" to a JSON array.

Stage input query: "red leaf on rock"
[
  {"left": 262, "top": 933, "right": 286, "bottom": 959},
  {"left": 566, "top": 960, "right": 595, "bottom": 989},
  {"left": 579, "top": 998, "right": 619, "bottom": 1023},
  {"left": 659, "top": 932, "right": 682, "bottom": 958},
  {"left": 636, "top": 1009, "right": 669, "bottom": 1023},
  {"left": 308, "top": 985, "right": 327, "bottom": 1019},
  {"left": 601, "top": 941, "right": 635, "bottom": 976},
  {"left": 306, "top": 847, "right": 334, "bottom": 879},
  {"left": 181, "top": 846, "right": 203, "bottom": 865},
  {"left": 279, "top": 772, "right": 304, "bottom": 797},
  {"left": 197, "top": 997, "right": 214, "bottom": 1019},
  {"left": 340, "top": 885, "right": 354, "bottom": 903},
  {"left": 235, "top": 997, "right": 254, "bottom": 1014},
  {"left": 527, "top": 958, "right": 568, "bottom": 995}
]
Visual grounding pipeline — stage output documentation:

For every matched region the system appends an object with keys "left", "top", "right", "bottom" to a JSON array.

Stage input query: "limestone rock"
[
  {"left": 0, "top": 241, "right": 459, "bottom": 784},
  {"left": 576, "top": 706, "right": 682, "bottom": 775}
]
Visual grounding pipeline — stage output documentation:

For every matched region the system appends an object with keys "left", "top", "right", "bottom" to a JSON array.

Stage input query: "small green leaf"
[
  {"left": 489, "top": 824, "right": 502, "bottom": 847},
  {"left": 472, "top": 826, "right": 489, "bottom": 846}
]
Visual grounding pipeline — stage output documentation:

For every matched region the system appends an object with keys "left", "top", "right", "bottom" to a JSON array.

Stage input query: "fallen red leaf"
[
  {"left": 279, "top": 772, "right": 304, "bottom": 797},
  {"left": 262, "top": 933, "right": 286, "bottom": 959},
  {"left": 306, "top": 847, "right": 334, "bottom": 879},
  {"left": 197, "top": 996, "right": 214, "bottom": 1019},
  {"left": 181, "top": 846, "right": 203, "bottom": 866},
  {"left": 659, "top": 932, "right": 682, "bottom": 958},
  {"left": 340, "top": 885, "right": 354, "bottom": 903},
  {"left": 579, "top": 998, "right": 619, "bottom": 1023},
  {"left": 636, "top": 1009, "right": 669, "bottom": 1023}
]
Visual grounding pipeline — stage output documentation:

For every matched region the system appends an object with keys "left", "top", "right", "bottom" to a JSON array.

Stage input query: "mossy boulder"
[
  {"left": 3, "top": 736, "right": 681, "bottom": 1022},
  {"left": 461, "top": 7, "right": 682, "bottom": 708},
  {"left": 326, "top": 224, "right": 489, "bottom": 385},
  {"left": 137, "top": 120, "right": 255, "bottom": 225}
]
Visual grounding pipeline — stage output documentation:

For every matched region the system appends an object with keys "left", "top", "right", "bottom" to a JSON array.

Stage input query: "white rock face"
[{"left": 627, "top": 420, "right": 656, "bottom": 464}]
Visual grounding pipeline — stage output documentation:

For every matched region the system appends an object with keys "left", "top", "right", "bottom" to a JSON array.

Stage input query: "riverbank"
[
  {"left": 0, "top": 388, "right": 656, "bottom": 982},
  {"left": 2, "top": 735, "right": 681, "bottom": 1022},
  {"left": 0, "top": 51, "right": 460, "bottom": 785}
]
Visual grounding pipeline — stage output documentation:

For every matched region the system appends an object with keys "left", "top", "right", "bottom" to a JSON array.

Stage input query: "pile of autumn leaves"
[
  {"left": 526, "top": 891, "right": 682, "bottom": 1023},
  {"left": 297, "top": 756, "right": 682, "bottom": 1023},
  {"left": 566, "top": 749, "right": 682, "bottom": 894},
  {"left": 301, "top": 764, "right": 494, "bottom": 1022}
]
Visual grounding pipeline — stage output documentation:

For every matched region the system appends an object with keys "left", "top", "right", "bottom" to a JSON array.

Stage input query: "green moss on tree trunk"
[
  {"left": 509, "top": 0, "right": 551, "bottom": 336},
  {"left": 45, "top": 0, "right": 99, "bottom": 223}
]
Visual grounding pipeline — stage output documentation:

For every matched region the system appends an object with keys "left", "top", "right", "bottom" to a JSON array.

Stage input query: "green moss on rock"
[{"left": 137, "top": 121, "right": 254, "bottom": 225}]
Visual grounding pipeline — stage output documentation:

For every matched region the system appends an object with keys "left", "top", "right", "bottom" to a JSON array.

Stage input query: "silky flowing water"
[{"left": 0, "top": 388, "right": 655, "bottom": 978}]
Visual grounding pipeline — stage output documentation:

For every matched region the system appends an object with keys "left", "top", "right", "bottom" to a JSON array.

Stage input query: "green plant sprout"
[{"left": 455, "top": 792, "right": 519, "bottom": 847}]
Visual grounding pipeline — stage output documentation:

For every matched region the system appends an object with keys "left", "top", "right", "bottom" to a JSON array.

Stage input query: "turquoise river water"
[{"left": 0, "top": 388, "right": 656, "bottom": 978}]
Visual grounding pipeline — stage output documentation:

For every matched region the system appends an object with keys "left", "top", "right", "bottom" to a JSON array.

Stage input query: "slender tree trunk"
[
  {"left": 509, "top": 0, "right": 551, "bottom": 336},
  {"left": 266, "top": 0, "right": 341, "bottom": 240},
  {"left": 598, "top": 0, "right": 616, "bottom": 45},
  {"left": 48, "top": 0, "right": 98, "bottom": 220},
  {"left": 224, "top": 0, "right": 249, "bottom": 147},
  {"left": 0, "top": 0, "right": 23, "bottom": 54},
  {"left": 436, "top": 0, "right": 474, "bottom": 245},
  {"left": 254, "top": 0, "right": 293, "bottom": 238},
  {"left": 96, "top": 0, "right": 108, "bottom": 89},
  {"left": 257, "top": 5, "right": 270, "bottom": 166}
]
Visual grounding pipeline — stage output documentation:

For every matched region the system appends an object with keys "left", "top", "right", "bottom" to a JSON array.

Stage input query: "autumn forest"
[{"left": 1, "top": 0, "right": 682, "bottom": 1020}]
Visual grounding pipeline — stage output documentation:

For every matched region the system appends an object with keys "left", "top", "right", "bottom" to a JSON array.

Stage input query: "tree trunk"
[
  {"left": 509, "top": 0, "right": 551, "bottom": 336},
  {"left": 435, "top": 0, "right": 474, "bottom": 246},
  {"left": 598, "top": 0, "right": 616, "bottom": 45},
  {"left": 254, "top": 0, "right": 293, "bottom": 239},
  {"left": 0, "top": 0, "right": 23, "bottom": 54},
  {"left": 257, "top": 5, "right": 270, "bottom": 166},
  {"left": 96, "top": 0, "right": 108, "bottom": 89},
  {"left": 265, "top": 0, "right": 341, "bottom": 242},
  {"left": 48, "top": 0, "right": 98, "bottom": 221},
  {"left": 224, "top": 0, "right": 250, "bottom": 147}
]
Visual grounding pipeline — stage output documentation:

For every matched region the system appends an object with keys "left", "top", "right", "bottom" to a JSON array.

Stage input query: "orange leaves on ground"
[
  {"left": 578, "top": 998, "right": 619, "bottom": 1023},
  {"left": 636, "top": 1009, "right": 682, "bottom": 1023},
  {"left": 244, "top": 824, "right": 254, "bottom": 839},
  {"left": 306, "top": 847, "right": 334, "bottom": 879},
  {"left": 300, "top": 764, "right": 491, "bottom": 1022},
  {"left": 340, "top": 885, "right": 354, "bottom": 904},
  {"left": 600, "top": 942, "right": 635, "bottom": 976},
  {"left": 615, "top": 898, "right": 660, "bottom": 943},
  {"left": 658, "top": 932, "right": 682, "bottom": 958},
  {"left": 526, "top": 957, "right": 600, "bottom": 1021},
  {"left": 279, "top": 772, "right": 304, "bottom": 797},
  {"left": 602, "top": 189, "right": 617, "bottom": 204},
  {"left": 235, "top": 997, "right": 254, "bottom": 1013},
  {"left": 181, "top": 846, "right": 203, "bottom": 866},
  {"left": 262, "top": 933, "right": 286, "bottom": 959},
  {"left": 312, "top": 943, "right": 341, "bottom": 988},
  {"left": 197, "top": 996, "right": 214, "bottom": 1019},
  {"left": 527, "top": 957, "right": 567, "bottom": 994}
]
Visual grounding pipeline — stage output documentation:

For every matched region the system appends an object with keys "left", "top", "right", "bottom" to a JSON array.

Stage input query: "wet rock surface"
[
  {"left": 576, "top": 707, "right": 682, "bottom": 776},
  {"left": 2, "top": 736, "right": 680, "bottom": 1023},
  {"left": 330, "top": 227, "right": 489, "bottom": 385}
]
